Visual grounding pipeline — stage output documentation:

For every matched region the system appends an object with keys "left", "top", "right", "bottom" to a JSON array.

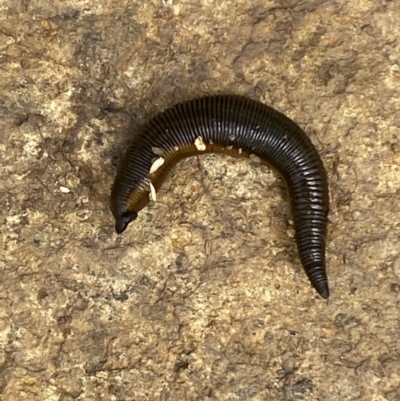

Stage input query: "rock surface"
[{"left": 0, "top": 0, "right": 399, "bottom": 400}]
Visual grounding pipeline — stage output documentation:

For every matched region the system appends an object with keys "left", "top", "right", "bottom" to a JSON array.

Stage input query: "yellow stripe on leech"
[{"left": 125, "top": 141, "right": 264, "bottom": 213}]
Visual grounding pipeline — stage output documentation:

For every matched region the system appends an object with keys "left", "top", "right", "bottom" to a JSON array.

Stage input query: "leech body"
[{"left": 110, "top": 95, "right": 330, "bottom": 298}]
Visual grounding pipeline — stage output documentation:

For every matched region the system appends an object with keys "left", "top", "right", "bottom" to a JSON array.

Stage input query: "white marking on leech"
[
  {"left": 174, "top": 146, "right": 179, "bottom": 151},
  {"left": 238, "top": 148, "right": 243, "bottom": 154},
  {"left": 149, "top": 157, "right": 165, "bottom": 174},
  {"left": 194, "top": 136, "right": 206, "bottom": 151},
  {"left": 209, "top": 139, "right": 214, "bottom": 145},
  {"left": 226, "top": 145, "right": 233, "bottom": 150},
  {"left": 228, "top": 134, "right": 235, "bottom": 141},
  {"left": 149, "top": 182, "right": 157, "bottom": 201}
]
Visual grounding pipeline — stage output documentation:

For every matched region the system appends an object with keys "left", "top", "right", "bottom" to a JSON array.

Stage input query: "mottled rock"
[{"left": 1, "top": 0, "right": 399, "bottom": 400}]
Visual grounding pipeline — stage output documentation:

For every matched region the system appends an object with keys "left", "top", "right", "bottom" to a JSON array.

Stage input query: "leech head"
[{"left": 115, "top": 211, "right": 138, "bottom": 234}]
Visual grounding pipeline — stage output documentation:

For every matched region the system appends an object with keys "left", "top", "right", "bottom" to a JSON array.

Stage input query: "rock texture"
[{"left": 1, "top": 0, "right": 399, "bottom": 400}]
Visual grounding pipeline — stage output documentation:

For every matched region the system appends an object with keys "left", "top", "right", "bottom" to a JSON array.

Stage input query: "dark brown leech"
[{"left": 110, "top": 95, "right": 330, "bottom": 299}]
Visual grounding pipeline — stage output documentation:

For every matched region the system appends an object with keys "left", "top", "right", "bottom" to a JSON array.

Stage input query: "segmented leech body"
[{"left": 110, "top": 95, "right": 330, "bottom": 298}]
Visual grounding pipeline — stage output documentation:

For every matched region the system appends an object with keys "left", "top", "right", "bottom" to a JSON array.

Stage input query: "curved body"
[{"left": 110, "top": 95, "right": 330, "bottom": 298}]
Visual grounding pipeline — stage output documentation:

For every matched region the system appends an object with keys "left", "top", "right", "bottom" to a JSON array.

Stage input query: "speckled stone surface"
[{"left": 1, "top": 1, "right": 399, "bottom": 400}]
